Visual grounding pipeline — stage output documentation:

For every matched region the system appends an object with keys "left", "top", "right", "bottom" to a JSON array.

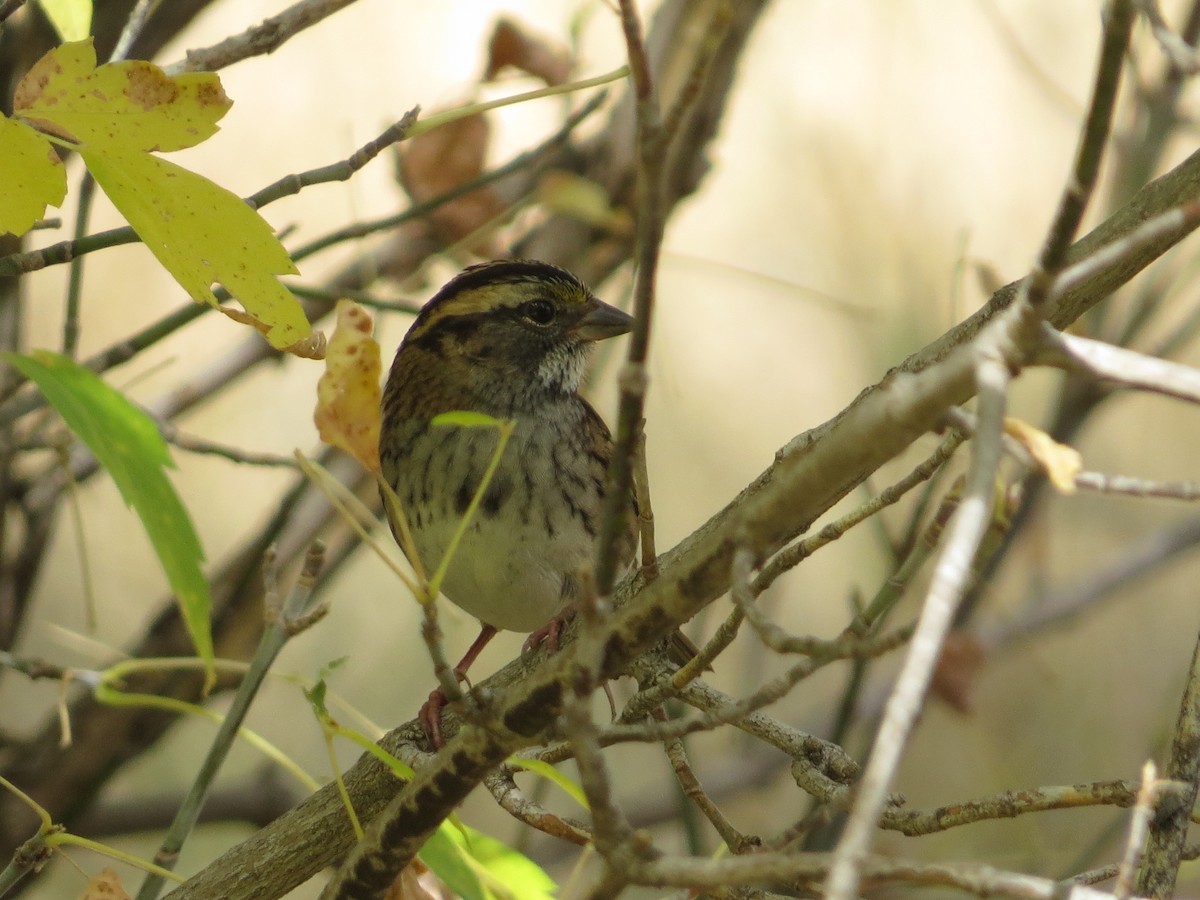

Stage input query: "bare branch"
[
  {"left": 167, "top": 0, "right": 365, "bottom": 74},
  {"left": 1025, "top": 0, "right": 1136, "bottom": 309},
  {"left": 482, "top": 770, "right": 592, "bottom": 846},
  {"left": 1037, "top": 327, "right": 1200, "bottom": 403},
  {"left": 664, "top": 736, "right": 757, "bottom": 853},
  {"left": 754, "top": 433, "right": 964, "bottom": 596},
  {"left": 627, "top": 850, "right": 1146, "bottom": 899},
  {"left": 882, "top": 778, "right": 1187, "bottom": 837},
  {"left": 1141, "top": 0, "right": 1200, "bottom": 72},
  {"left": 1074, "top": 471, "right": 1200, "bottom": 500}
]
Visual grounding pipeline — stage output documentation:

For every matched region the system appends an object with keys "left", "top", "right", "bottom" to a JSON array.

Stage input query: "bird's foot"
[
  {"left": 418, "top": 687, "right": 450, "bottom": 748},
  {"left": 418, "top": 624, "right": 498, "bottom": 749},
  {"left": 523, "top": 609, "right": 575, "bottom": 655}
]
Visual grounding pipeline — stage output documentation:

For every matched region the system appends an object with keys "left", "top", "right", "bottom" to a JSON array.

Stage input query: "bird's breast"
[{"left": 383, "top": 412, "right": 605, "bottom": 633}]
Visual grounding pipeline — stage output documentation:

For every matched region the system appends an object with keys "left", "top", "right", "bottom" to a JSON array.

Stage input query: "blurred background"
[{"left": 5, "top": 0, "right": 1200, "bottom": 895}]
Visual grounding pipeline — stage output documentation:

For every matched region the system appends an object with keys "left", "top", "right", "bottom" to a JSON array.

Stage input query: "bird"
[{"left": 379, "top": 259, "right": 691, "bottom": 746}]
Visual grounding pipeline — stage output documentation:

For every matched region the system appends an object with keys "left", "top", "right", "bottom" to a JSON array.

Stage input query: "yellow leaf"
[
  {"left": 1005, "top": 418, "right": 1082, "bottom": 493},
  {"left": 79, "top": 146, "right": 311, "bottom": 349},
  {"left": 14, "top": 39, "right": 230, "bottom": 152},
  {"left": 0, "top": 116, "right": 66, "bottom": 235},
  {"left": 315, "top": 301, "right": 382, "bottom": 473}
]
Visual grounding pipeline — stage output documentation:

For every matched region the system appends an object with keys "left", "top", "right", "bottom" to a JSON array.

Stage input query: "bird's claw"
[
  {"left": 524, "top": 613, "right": 568, "bottom": 655},
  {"left": 418, "top": 687, "right": 449, "bottom": 748}
]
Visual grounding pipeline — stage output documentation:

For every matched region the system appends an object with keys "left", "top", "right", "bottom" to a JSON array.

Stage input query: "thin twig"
[
  {"left": 1142, "top": 0, "right": 1200, "bottom": 73},
  {"left": 632, "top": 420, "right": 658, "bottom": 577},
  {"left": 482, "top": 770, "right": 592, "bottom": 846},
  {"left": 1069, "top": 843, "right": 1200, "bottom": 887},
  {"left": 1025, "top": 0, "right": 1136, "bottom": 310},
  {"left": 754, "top": 434, "right": 964, "bottom": 596},
  {"left": 61, "top": 175, "right": 96, "bottom": 361},
  {"left": 664, "top": 735, "right": 757, "bottom": 853},
  {"left": 1048, "top": 199, "right": 1200, "bottom": 300},
  {"left": 1074, "top": 471, "right": 1200, "bottom": 500},
  {"left": 285, "top": 89, "right": 607, "bottom": 263},
  {"left": 153, "top": 420, "right": 298, "bottom": 468},
  {"left": 167, "top": 0, "right": 364, "bottom": 74},
  {"left": 883, "top": 777, "right": 1187, "bottom": 837},
  {"left": 605, "top": 625, "right": 911, "bottom": 749},
  {"left": 736, "top": 545, "right": 918, "bottom": 658},
  {"left": 109, "top": 0, "right": 162, "bottom": 63},
  {"left": 561, "top": 570, "right": 635, "bottom": 871},
  {"left": 285, "top": 284, "right": 420, "bottom": 314},
  {"left": 1037, "top": 326, "right": 1200, "bottom": 403},
  {"left": 0, "top": 651, "right": 78, "bottom": 682},
  {"left": 247, "top": 109, "right": 419, "bottom": 211},
  {"left": 594, "top": 0, "right": 666, "bottom": 596},
  {"left": 623, "top": 849, "right": 1150, "bottom": 898},
  {"left": 1150, "top": 288, "right": 1200, "bottom": 359}
]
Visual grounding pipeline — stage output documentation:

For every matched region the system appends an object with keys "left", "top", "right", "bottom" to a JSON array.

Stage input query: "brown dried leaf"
[
  {"left": 215, "top": 303, "right": 320, "bottom": 357},
  {"left": 284, "top": 329, "right": 327, "bottom": 360},
  {"left": 484, "top": 17, "right": 572, "bottom": 86},
  {"left": 314, "top": 301, "right": 382, "bottom": 473},
  {"left": 1005, "top": 418, "right": 1082, "bottom": 493},
  {"left": 79, "top": 868, "right": 130, "bottom": 900},
  {"left": 930, "top": 631, "right": 987, "bottom": 714},
  {"left": 397, "top": 112, "right": 504, "bottom": 249}
]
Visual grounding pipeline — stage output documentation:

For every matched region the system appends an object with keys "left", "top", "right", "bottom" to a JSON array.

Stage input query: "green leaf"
[
  {"left": 458, "top": 825, "right": 557, "bottom": 900},
  {"left": 34, "top": 0, "right": 92, "bottom": 42},
  {"left": 79, "top": 146, "right": 311, "bottom": 349},
  {"left": 432, "top": 410, "right": 505, "bottom": 429},
  {"left": 303, "top": 657, "right": 349, "bottom": 717},
  {"left": 423, "top": 821, "right": 559, "bottom": 900},
  {"left": 3, "top": 351, "right": 213, "bottom": 679},
  {"left": 419, "top": 828, "right": 489, "bottom": 900},
  {"left": 0, "top": 117, "right": 66, "bottom": 236},
  {"left": 508, "top": 757, "right": 589, "bottom": 810}
]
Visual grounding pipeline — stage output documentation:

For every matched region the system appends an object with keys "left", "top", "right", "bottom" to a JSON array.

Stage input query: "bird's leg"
[
  {"left": 419, "top": 623, "right": 498, "bottom": 748},
  {"left": 523, "top": 608, "right": 576, "bottom": 655}
]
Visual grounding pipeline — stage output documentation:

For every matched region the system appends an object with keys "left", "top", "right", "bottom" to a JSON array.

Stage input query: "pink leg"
[{"left": 419, "top": 624, "right": 498, "bottom": 748}]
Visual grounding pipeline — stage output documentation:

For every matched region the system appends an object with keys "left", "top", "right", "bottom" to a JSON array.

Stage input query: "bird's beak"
[{"left": 572, "top": 299, "right": 634, "bottom": 342}]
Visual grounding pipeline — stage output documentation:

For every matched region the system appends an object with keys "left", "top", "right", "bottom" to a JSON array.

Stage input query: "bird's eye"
[{"left": 520, "top": 299, "right": 556, "bottom": 325}]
